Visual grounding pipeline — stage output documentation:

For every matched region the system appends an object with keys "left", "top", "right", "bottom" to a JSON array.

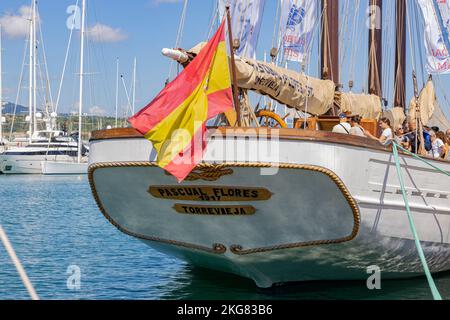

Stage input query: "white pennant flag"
[
  {"left": 417, "top": 0, "right": 450, "bottom": 74},
  {"left": 280, "top": 0, "right": 317, "bottom": 62},
  {"left": 218, "top": 0, "right": 265, "bottom": 59}
]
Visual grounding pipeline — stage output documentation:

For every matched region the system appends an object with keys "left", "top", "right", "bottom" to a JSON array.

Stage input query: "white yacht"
[{"left": 0, "top": 131, "right": 88, "bottom": 174}]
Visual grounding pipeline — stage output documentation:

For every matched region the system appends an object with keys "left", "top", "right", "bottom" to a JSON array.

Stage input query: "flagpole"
[{"left": 225, "top": 5, "right": 241, "bottom": 127}]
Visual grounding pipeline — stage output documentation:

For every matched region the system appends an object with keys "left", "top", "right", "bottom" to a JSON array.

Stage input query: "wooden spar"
[
  {"left": 368, "top": 0, "right": 383, "bottom": 97},
  {"left": 0, "top": 25, "right": 2, "bottom": 143},
  {"left": 226, "top": 6, "right": 241, "bottom": 127},
  {"left": 394, "top": 0, "right": 406, "bottom": 111},
  {"left": 321, "top": 0, "right": 340, "bottom": 85}
]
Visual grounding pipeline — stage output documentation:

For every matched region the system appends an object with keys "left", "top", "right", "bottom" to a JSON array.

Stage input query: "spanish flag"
[{"left": 129, "top": 19, "right": 233, "bottom": 182}]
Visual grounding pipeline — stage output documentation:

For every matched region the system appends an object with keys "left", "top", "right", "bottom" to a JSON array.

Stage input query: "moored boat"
[
  {"left": 88, "top": 0, "right": 450, "bottom": 289},
  {"left": 88, "top": 127, "right": 450, "bottom": 288},
  {"left": 41, "top": 160, "right": 88, "bottom": 175}
]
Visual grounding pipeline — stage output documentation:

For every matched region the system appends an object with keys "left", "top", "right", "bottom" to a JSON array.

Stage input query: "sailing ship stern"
[{"left": 88, "top": 128, "right": 364, "bottom": 287}]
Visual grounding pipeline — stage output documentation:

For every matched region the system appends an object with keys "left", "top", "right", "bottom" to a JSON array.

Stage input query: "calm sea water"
[{"left": 0, "top": 175, "right": 449, "bottom": 300}]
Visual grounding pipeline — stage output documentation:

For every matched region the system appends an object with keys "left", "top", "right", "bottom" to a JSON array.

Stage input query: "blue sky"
[
  {"left": 0, "top": 0, "right": 224, "bottom": 116},
  {"left": 0, "top": 0, "right": 449, "bottom": 120}
]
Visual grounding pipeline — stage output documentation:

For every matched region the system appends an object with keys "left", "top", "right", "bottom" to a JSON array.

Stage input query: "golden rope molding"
[{"left": 88, "top": 161, "right": 361, "bottom": 256}]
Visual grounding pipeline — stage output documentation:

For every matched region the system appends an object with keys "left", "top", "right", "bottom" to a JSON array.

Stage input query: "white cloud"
[
  {"left": 0, "top": 6, "right": 40, "bottom": 39},
  {"left": 89, "top": 106, "right": 107, "bottom": 116},
  {"left": 87, "top": 23, "right": 127, "bottom": 43}
]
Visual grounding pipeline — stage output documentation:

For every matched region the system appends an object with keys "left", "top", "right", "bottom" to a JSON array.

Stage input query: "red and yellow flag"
[{"left": 129, "top": 20, "right": 233, "bottom": 182}]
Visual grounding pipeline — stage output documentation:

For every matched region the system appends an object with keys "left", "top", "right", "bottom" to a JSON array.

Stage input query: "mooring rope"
[
  {"left": 391, "top": 142, "right": 444, "bottom": 300},
  {"left": 394, "top": 142, "right": 450, "bottom": 177},
  {"left": 0, "top": 225, "right": 39, "bottom": 300}
]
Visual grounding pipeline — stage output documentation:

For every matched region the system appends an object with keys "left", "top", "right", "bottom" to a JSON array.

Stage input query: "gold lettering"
[
  {"left": 149, "top": 186, "right": 272, "bottom": 202},
  {"left": 173, "top": 204, "right": 256, "bottom": 216}
]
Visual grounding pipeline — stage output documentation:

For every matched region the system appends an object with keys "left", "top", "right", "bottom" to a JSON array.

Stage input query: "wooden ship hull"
[{"left": 88, "top": 128, "right": 450, "bottom": 288}]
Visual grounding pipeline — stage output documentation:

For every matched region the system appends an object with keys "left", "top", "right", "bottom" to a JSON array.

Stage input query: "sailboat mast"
[
  {"left": 226, "top": 5, "right": 241, "bottom": 126},
  {"left": 0, "top": 25, "right": 3, "bottom": 143},
  {"left": 368, "top": 0, "right": 383, "bottom": 97},
  {"left": 394, "top": 0, "right": 406, "bottom": 111},
  {"left": 321, "top": 0, "right": 339, "bottom": 84},
  {"left": 77, "top": 0, "right": 86, "bottom": 164},
  {"left": 28, "top": 2, "right": 34, "bottom": 143},
  {"left": 132, "top": 57, "right": 137, "bottom": 115},
  {"left": 115, "top": 58, "right": 119, "bottom": 128},
  {"left": 32, "top": 0, "right": 37, "bottom": 134}
]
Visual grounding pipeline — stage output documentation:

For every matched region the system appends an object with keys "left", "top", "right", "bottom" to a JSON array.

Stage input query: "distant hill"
[{"left": 1, "top": 102, "right": 41, "bottom": 115}]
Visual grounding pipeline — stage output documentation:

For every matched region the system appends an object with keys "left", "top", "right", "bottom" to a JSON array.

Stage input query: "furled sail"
[
  {"left": 428, "top": 100, "right": 450, "bottom": 131},
  {"left": 218, "top": 0, "right": 265, "bottom": 59},
  {"left": 234, "top": 57, "right": 335, "bottom": 115},
  {"left": 417, "top": 0, "right": 450, "bottom": 74},
  {"left": 334, "top": 92, "right": 383, "bottom": 120},
  {"left": 280, "top": 0, "right": 317, "bottom": 62},
  {"left": 383, "top": 107, "right": 406, "bottom": 130},
  {"left": 409, "top": 80, "right": 437, "bottom": 126},
  {"left": 408, "top": 80, "right": 449, "bottom": 130},
  {"left": 186, "top": 43, "right": 335, "bottom": 115}
]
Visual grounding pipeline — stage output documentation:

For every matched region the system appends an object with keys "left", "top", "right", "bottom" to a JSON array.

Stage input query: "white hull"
[
  {"left": 41, "top": 161, "right": 88, "bottom": 175},
  {"left": 88, "top": 129, "right": 450, "bottom": 288},
  {"left": 0, "top": 154, "right": 78, "bottom": 174}
]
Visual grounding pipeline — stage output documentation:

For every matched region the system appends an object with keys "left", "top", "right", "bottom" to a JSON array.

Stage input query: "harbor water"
[{"left": 0, "top": 175, "right": 449, "bottom": 300}]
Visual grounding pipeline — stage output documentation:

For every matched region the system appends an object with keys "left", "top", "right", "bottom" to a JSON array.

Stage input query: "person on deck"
[
  {"left": 349, "top": 116, "right": 365, "bottom": 137},
  {"left": 332, "top": 113, "right": 351, "bottom": 134},
  {"left": 404, "top": 119, "right": 432, "bottom": 155},
  {"left": 364, "top": 117, "right": 393, "bottom": 145},
  {"left": 436, "top": 131, "right": 449, "bottom": 160},
  {"left": 394, "top": 124, "right": 410, "bottom": 148},
  {"left": 429, "top": 130, "right": 445, "bottom": 159}
]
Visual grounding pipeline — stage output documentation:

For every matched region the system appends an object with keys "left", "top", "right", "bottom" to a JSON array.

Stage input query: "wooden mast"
[
  {"left": 0, "top": 25, "right": 2, "bottom": 143},
  {"left": 321, "top": 0, "right": 340, "bottom": 85},
  {"left": 226, "top": 5, "right": 241, "bottom": 127},
  {"left": 394, "top": 0, "right": 406, "bottom": 111},
  {"left": 368, "top": 0, "right": 383, "bottom": 97}
]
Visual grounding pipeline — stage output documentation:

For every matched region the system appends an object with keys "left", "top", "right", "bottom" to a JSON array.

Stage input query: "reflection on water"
[
  {"left": 161, "top": 266, "right": 450, "bottom": 300},
  {"left": 0, "top": 175, "right": 448, "bottom": 300}
]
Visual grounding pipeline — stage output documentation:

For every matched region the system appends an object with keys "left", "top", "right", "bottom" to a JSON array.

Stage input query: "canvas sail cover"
[
  {"left": 280, "top": 0, "right": 317, "bottom": 62},
  {"left": 218, "top": 0, "right": 265, "bottom": 59},
  {"left": 187, "top": 43, "right": 335, "bottom": 114},
  {"left": 383, "top": 107, "right": 406, "bottom": 130},
  {"left": 234, "top": 57, "right": 335, "bottom": 115},
  {"left": 335, "top": 92, "right": 383, "bottom": 120},
  {"left": 409, "top": 80, "right": 436, "bottom": 126},
  {"left": 417, "top": 0, "right": 450, "bottom": 73},
  {"left": 428, "top": 100, "right": 450, "bottom": 131}
]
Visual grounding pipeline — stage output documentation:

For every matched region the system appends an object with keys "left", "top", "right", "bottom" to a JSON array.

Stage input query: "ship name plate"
[
  {"left": 148, "top": 186, "right": 273, "bottom": 202},
  {"left": 173, "top": 204, "right": 256, "bottom": 216}
]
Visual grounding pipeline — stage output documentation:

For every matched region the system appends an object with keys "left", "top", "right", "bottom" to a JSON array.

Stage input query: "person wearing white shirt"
[
  {"left": 332, "top": 113, "right": 351, "bottom": 134},
  {"left": 349, "top": 115, "right": 365, "bottom": 137},
  {"left": 429, "top": 130, "right": 445, "bottom": 159},
  {"left": 364, "top": 117, "right": 393, "bottom": 145}
]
